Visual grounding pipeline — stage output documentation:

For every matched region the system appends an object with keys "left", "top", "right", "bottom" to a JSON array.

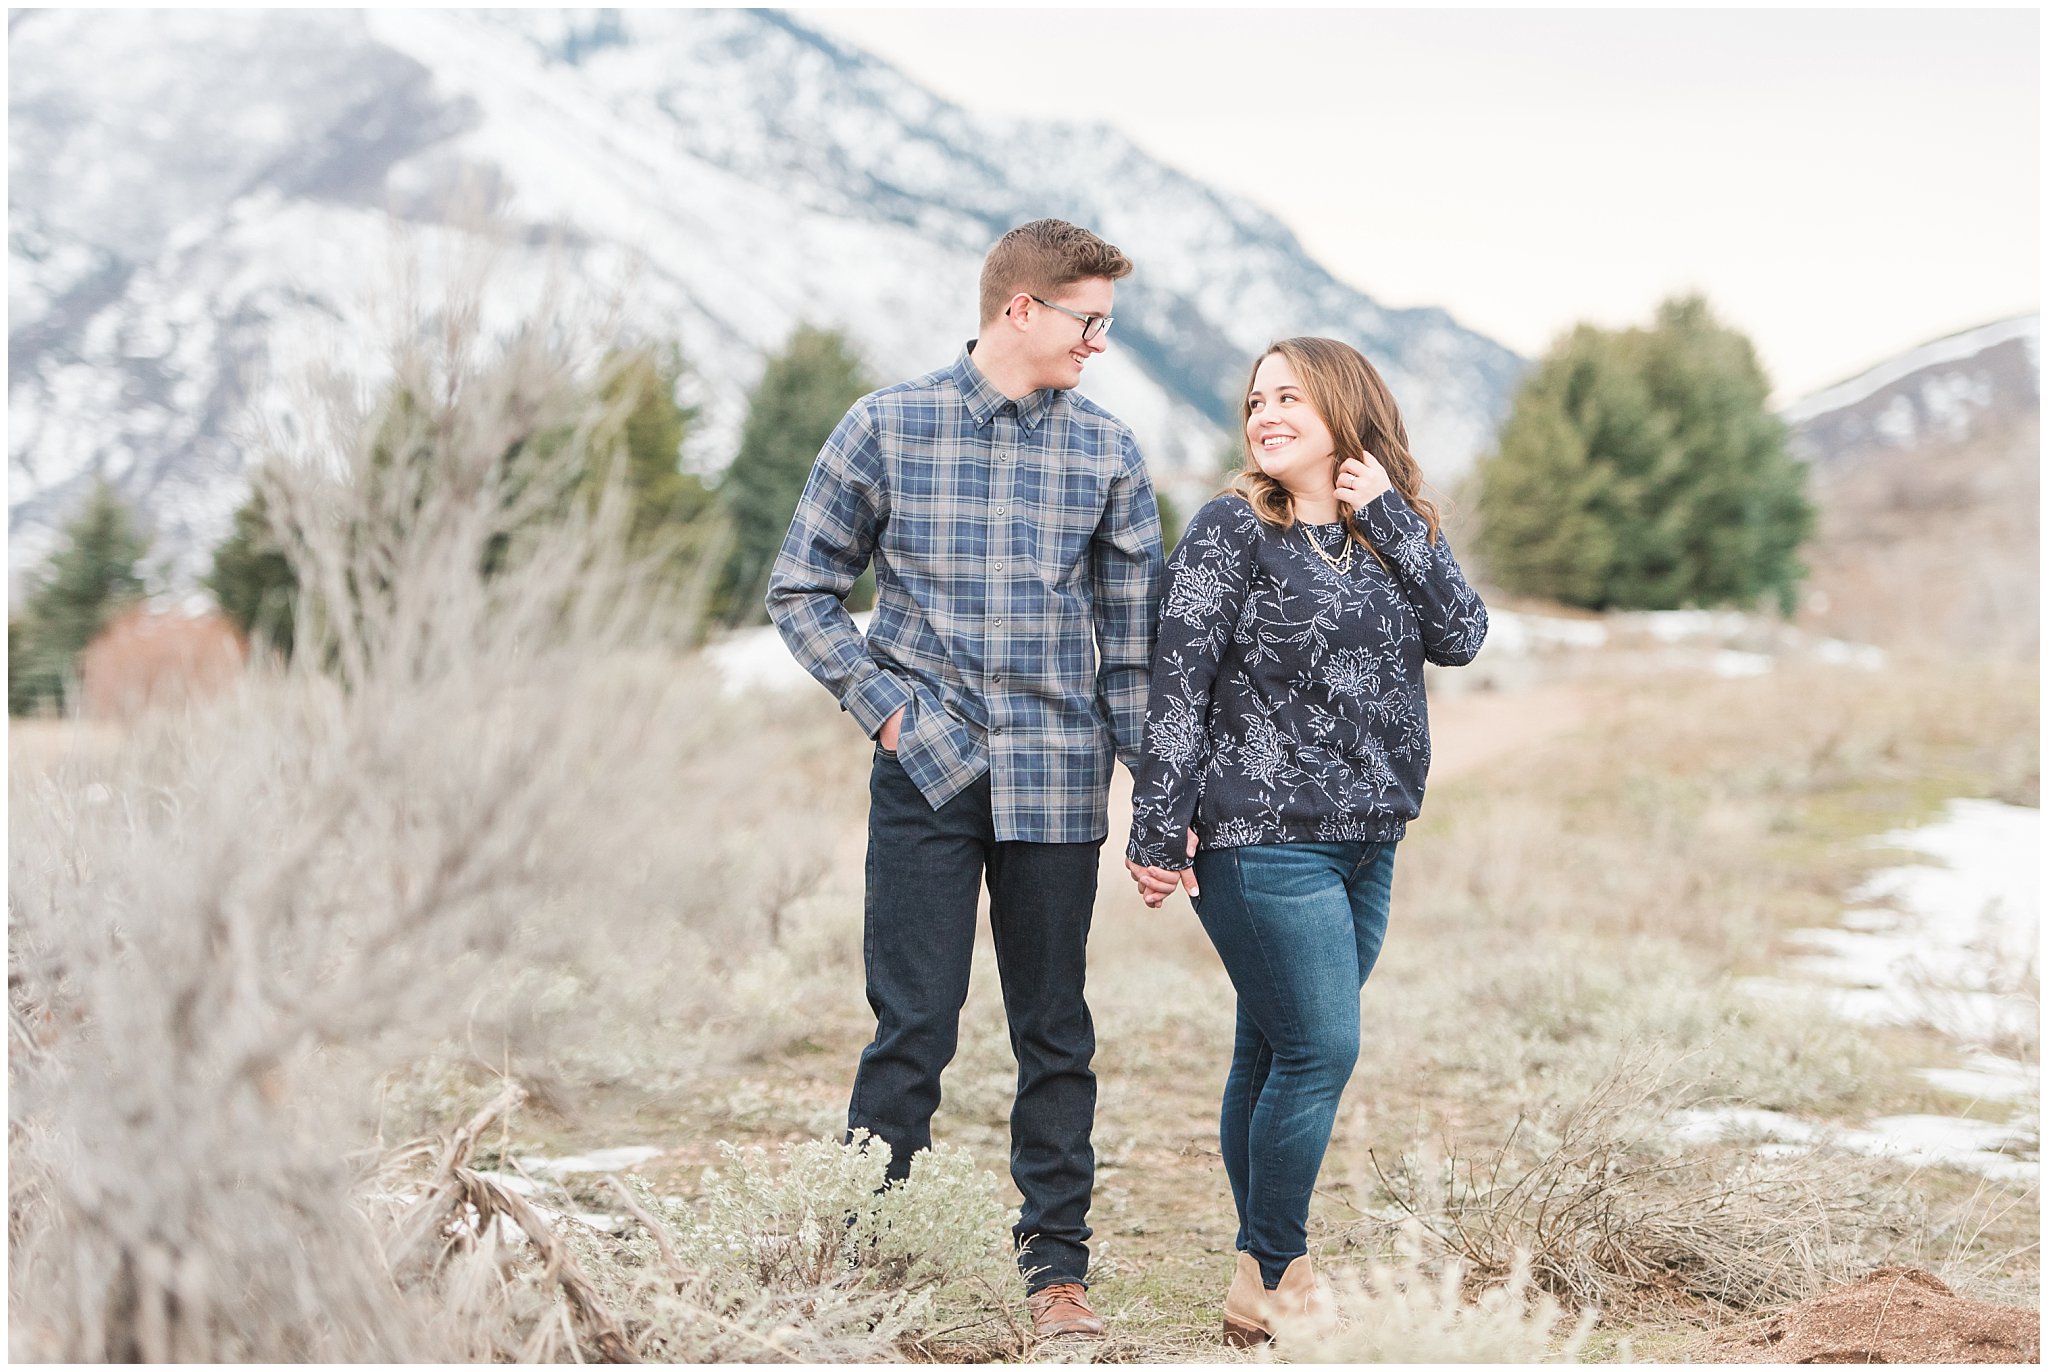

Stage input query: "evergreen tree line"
[
  {"left": 9, "top": 325, "right": 877, "bottom": 713},
  {"left": 11, "top": 295, "right": 1815, "bottom": 715}
]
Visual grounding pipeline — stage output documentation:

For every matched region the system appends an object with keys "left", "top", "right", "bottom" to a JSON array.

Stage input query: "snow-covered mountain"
[
  {"left": 9, "top": 7, "right": 1524, "bottom": 587},
  {"left": 1787, "top": 313, "right": 2039, "bottom": 661},
  {"left": 1783, "top": 314, "right": 2039, "bottom": 464}
]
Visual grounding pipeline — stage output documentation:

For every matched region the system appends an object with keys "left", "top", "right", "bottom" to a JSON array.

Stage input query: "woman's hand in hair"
[{"left": 1336, "top": 453, "right": 1392, "bottom": 509}]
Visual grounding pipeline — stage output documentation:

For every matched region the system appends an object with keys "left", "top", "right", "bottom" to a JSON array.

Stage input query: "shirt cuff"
[
  {"left": 844, "top": 667, "right": 914, "bottom": 739},
  {"left": 1124, "top": 831, "right": 1193, "bottom": 872},
  {"left": 1357, "top": 487, "right": 1424, "bottom": 543}
]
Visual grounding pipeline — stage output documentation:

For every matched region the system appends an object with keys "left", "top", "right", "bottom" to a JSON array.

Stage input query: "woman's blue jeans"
[{"left": 1192, "top": 840, "right": 1396, "bottom": 1287}]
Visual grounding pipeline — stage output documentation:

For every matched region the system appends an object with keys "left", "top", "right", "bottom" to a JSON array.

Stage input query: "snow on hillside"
[
  {"left": 8, "top": 7, "right": 1521, "bottom": 588},
  {"left": 1781, "top": 313, "right": 2039, "bottom": 462},
  {"left": 1784, "top": 315, "right": 2040, "bottom": 424}
]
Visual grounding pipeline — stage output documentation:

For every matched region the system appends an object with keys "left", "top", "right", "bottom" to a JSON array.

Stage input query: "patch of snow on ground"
[
  {"left": 1670, "top": 1106, "right": 2035, "bottom": 1182},
  {"left": 1670, "top": 1106, "right": 1818, "bottom": 1146},
  {"left": 515, "top": 1145, "right": 665, "bottom": 1175},
  {"left": 1710, "top": 649, "right": 1774, "bottom": 678},
  {"left": 1627, "top": 609, "right": 1755, "bottom": 644},
  {"left": 470, "top": 1169, "right": 545, "bottom": 1195},
  {"left": 1724, "top": 799, "right": 2040, "bottom": 1181},
  {"left": 1832, "top": 1116, "right": 2037, "bottom": 1184},
  {"left": 1772, "top": 799, "right": 2041, "bottom": 1044},
  {"left": 1812, "top": 638, "right": 1887, "bottom": 671},
  {"left": 706, "top": 611, "right": 874, "bottom": 696},
  {"left": 1916, "top": 1053, "right": 2039, "bottom": 1105},
  {"left": 1480, "top": 608, "right": 1610, "bottom": 658}
]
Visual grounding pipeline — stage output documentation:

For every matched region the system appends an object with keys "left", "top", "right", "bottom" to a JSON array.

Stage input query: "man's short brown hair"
[{"left": 978, "top": 219, "right": 1133, "bottom": 326}]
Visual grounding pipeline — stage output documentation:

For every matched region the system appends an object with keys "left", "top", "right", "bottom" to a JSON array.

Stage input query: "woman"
[{"left": 1123, "top": 337, "right": 1486, "bottom": 1343}]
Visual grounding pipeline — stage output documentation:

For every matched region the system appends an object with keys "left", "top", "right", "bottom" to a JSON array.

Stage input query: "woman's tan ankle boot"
[
  {"left": 1221, "top": 1252, "right": 1274, "bottom": 1345},
  {"left": 1267, "top": 1254, "right": 1340, "bottom": 1340}
]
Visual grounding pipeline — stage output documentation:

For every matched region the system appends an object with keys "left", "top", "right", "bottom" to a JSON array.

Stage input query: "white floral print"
[
  {"left": 1166, "top": 561, "right": 1231, "bottom": 626},
  {"left": 1321, "top": 647, "right": 1380, "bottom": 698},
  {"left": 1125, "top": 491, "right": 1487, "bottom": 869}
]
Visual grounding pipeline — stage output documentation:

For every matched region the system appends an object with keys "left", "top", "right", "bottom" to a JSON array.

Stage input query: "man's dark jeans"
[{"left": 849, "top": 746, "right": 1102, "bottom": 1292}]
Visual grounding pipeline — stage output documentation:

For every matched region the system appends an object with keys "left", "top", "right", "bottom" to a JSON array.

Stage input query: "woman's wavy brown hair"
[{"left": 1227, "top": 337, "right": 1443, "bottom": 547}]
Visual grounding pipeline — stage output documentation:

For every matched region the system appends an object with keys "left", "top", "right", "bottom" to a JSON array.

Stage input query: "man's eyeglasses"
[{"left": 1010, "top": 294, "right": 1114, "bottom": 343}]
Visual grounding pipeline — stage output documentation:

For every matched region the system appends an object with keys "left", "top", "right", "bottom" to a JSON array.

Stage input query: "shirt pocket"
[{"left": 1022, "top": 470, "right": 1109, "bottom": 589}]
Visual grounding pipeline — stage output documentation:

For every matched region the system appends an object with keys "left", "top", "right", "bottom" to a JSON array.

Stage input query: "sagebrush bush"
[
  {"left": 1280, "top": 1234, "right": 1597, "bottom": 1364},
  {"left": 4, "top": 256, "right": 796, "bottom": 1360},
  {"left": 379, "top": 1128, "right": 1021, "bottom": 1362},
  {"left": 678, "top": 1132, "right": 1016, "bottom": 1302}
]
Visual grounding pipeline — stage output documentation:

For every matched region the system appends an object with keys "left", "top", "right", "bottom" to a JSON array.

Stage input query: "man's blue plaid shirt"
[{"left": 767, "top": 345, "right": 1166, "bottom": 843}]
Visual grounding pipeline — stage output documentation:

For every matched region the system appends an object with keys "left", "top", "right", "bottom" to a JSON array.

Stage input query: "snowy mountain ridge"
[
  {"left": 1783, "top": 314, "right": 2039, "bottom": 424},
  {"left": 1783, "top": 313, "right": 2039, "bottom": 463},
  {"left": 9, "top": 7, "right": 1523, "bottom": 586}
]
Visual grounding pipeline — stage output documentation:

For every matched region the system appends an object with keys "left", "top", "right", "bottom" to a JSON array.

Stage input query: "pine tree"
[
  {"left": 715, "top": 326, "right": 874, "bottom": 625},
  {"left": 586, "top": 343, "right": 716, "bottom": 555},
  {"left": 206, "top": 343, "right": 718, "bottom": 662},
  {"left": 490, "top": 343, "right": 718, "bottom": 580},
  {"left": 1474, "top": 295, "right": 1813, "bottom": 613},
  {"left": 9, "top": 618, "right": 61, "bottom": 717},
  {"left": 205, "top": 479, "right": 299, "bottom": 658},
  {"left": 9, "top": 479, "right": 151, "bottom": 714}
]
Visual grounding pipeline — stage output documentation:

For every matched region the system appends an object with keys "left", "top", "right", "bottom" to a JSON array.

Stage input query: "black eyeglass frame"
[{"left": 1009, "top": 293, "right": 1114, "bottom": 342}]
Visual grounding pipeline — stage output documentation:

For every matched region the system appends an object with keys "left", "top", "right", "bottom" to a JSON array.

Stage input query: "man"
[{"left": 766, "top": 219, "right": 1166, "bottom": 1339}]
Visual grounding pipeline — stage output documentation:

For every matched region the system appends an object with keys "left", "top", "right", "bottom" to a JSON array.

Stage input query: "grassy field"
[{"left": 333, "top": 653, "right": 2034, "bottom": 1362}]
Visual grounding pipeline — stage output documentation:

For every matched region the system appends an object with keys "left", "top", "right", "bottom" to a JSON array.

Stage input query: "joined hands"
[{"left": 1124, "top": 829, "right": 1199, "bottom": 909}]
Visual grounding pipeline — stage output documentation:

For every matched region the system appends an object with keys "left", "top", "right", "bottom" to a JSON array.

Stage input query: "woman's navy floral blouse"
[{"left": 1125, "top": 489, "right": 1487, "bottom": 870}]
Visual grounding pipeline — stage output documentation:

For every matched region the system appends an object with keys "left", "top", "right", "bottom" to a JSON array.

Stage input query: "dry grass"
[
  {"left": 362, "top": 1098, "right": 1021, "bottom": 1363},
  {"left": 1365, "top": 656, "right": 2036, "bottom": 1110},
  {"left": 1361, "top": 1051, "right": 1916, "bottom": 1314}
]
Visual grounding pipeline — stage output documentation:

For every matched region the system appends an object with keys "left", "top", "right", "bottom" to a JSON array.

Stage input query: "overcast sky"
[{"left": 796, "top": 7, "right": 2039, "bottom": 403}]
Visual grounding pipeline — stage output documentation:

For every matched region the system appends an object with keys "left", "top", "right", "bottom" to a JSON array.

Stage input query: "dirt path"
[
  {"left": 1427, "top": 681, "right": 1594, "bottom": 783},
  {"left": 528, "top": 678, "right": 1610, "bottom": 1359}
]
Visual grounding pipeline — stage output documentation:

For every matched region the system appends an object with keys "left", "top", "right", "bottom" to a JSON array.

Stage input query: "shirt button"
[
  {"left": 992, "top": 726, "right": 1004, "bottom": 735},
  {"left": 994, "top": 560, "right": 1004, "bottom": 570},
  {"left": 993, "top": 617, "right": 1003, "bottom": 625}
]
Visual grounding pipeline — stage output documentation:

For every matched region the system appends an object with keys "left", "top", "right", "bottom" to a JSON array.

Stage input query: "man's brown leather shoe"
[{"left": 1027, "top": 1281, "right": 1106, "bottom": 1338}]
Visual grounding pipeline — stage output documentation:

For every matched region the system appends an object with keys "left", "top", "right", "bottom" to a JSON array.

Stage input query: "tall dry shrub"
[
  {"left": 1363, "top": 1051, "right": 1912, "bottom": 1313},
  {"left": 7, "top": 260, "right": 726, "bottom": 1360}
]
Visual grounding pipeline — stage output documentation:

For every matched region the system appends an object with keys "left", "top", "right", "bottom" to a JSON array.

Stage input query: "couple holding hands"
[{"left": 767, "top": 218, "right": 1487, "bottom": 1344}]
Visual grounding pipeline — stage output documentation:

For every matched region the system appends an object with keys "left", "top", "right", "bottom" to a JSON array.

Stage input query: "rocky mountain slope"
[
  {"left": 9, "top": 7, "right": 1523, "bottom": 585},
  {"left": 1784, "top": 314, "right": 2038, "bottom": 464},
  {"left": 1786, "top": 314, "right": 2039, "bottom": 660}
]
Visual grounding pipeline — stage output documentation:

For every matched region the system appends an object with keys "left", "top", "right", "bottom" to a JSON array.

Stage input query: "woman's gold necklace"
[{"left": 1301, "top": 520, "right": 1355, "bottom": 575}]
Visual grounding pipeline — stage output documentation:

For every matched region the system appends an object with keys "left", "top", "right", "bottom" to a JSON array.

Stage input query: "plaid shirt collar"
[{"left": 954, "top": 342, "right": 1054, "bottom": 433}]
